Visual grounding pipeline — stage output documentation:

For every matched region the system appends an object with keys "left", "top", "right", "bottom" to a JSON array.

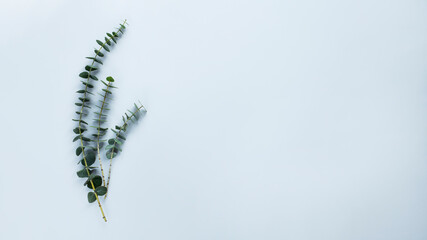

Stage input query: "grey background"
[{"left": 1, "top": 0, "right": 427, "bottom": 239}]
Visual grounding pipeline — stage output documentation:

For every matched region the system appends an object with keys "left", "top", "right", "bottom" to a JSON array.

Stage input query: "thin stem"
[{"left": 95, "top": 82, "right": 112, "bottom": 186}]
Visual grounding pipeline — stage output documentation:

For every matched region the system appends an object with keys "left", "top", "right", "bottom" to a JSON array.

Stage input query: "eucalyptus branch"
[
  {"left": 104, "top": 102, "right": 147, "bottom": 198},
  {"left": 92, "top": 77, "right": 117, "bottom": 186},
  {"left": 73, "top": 20, "right": 128, "bottom": 222}
]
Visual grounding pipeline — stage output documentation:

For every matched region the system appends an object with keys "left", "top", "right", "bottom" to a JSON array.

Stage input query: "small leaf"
[
  {"left": 105, "top": 145, "right": 115, "bottom": 150},
  {"left": 96, "top": 40, "right": 104, "bottom": 46},
  {"left": 102, "top": 89, "right": 112, "bottom": 94},
  {"left": 106, "top": 76, "right": 115, "bottom": 82},
  {"left": 79, "top": 97, "right": 90, "bottom": 102},
  {"left": 79, "top": 72, "right": 89, "bottom": 78},
  {"left": 84, "top": 151, "right": 96, "bottom": 166},
  {"left": 117, "top": 134, "right": 126, "bottom": 140},
  {"left": 94, "top": 50, "right": 104, "bottom": 57},
  {"left": 108, "top": 139, "right": 115, "bottom": 145},
  {"left": 95, "top": 186, "right": 107, "bottom": 196},
  {"left": 82, "top": 136, "right": 91, "bottom": 142},
  {"left": 77, "top": 168, "right": 90, "bottom": 178},
  {"left": 88, "top": 192, "right": 96, "bottom": 203},
  {"left": 75, "top": 103, "right": 83, "bottom": 106},
  {"left": 107, "top": 33, "right": 117, "bottom": 43},
  {"left": 102, "top": 44, "right": 110, "bottom": 52},
  {"left": 85, "top": 65, "right": 98, "bottom": 71},
  {"left": 85, "top": 175, "right": 102, "bottom": 189},
  {"left": 86, "top": 57, "right": 103, "bottom": 65},
  {"left": 114, "top": 139, "right": 123, "bottom": 145},
  {"left": 73, "top": 127, "right": 86, "bottom": 134},
  {"left": 76, "top": 90, "right": 86, "bottom": 94},
  {"left": 101, "top": 80, "right": 109, "bottom": 87},
  {"left": 106, "top": 151, "right": 117, "bottom": 159},
  {"left": 105, "top": 37, "right": 111, "bottom": 46},
  {"left": 81, "top": 82, "right": 94, "bottom": 88},
  {"left": 89, "top": 75, "right": 98, "bottom": 80},
  {"left": 76, "top": 146, "right": 83, "bottom": 156}
]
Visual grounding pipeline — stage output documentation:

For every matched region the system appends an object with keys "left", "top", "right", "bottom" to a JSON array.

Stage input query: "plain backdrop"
[{"left": 1, "top": 0, "right": 427, "bottom": 239}]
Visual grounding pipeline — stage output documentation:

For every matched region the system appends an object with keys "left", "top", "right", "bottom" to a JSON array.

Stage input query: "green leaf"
[
  {"left": 78, "top": 97, "right": 90, "bottom": 102},
  {"left": 102, "top": 89, "right": 112, "bottom": 94},
  {"left": 85, "top": 65, "right": 98, "bottom": 71},
  {"left": 73, "top": 127, "right": 86, "bottom": 134},
  {"left": 105, "top": 37, "right": 111, "bottom": 46},
  {"left": 108, "top": 139, "right": 115, "bottom": 145},
  {"left": 73, "top": 135, "right": 80, "bottom": 142},
  {"left": 94, "top": 50, "right": 104, "bottom": 57},
  {"left": 88, "top": 192, "right": 96, "bottom": 203},
  {"left": 85, "top": 175, "right": 102, "bottom": 189},
  {"left": 81, "top": 82, "right": 94, "bottom": 88},
  {"left": 75, "top": 103, "right": 83, "bottom": 107},
  {"left": 105, "top": 145, "right": 115, "bottom": 150},
  {"left": 77, "top": 168, "right": 90, "bottom": 178},
  {"left": 79, "top": 72, "right": 89, "bottom": 78},
  {"left": 96, "top": 40, "right": 104, "bottom": 46},
  {"left": 86, "top": 57, "right": 103, "bottom": 65},
  {"left": 106, "top": 151, "right": 117, "bottom": 159},
  {"left": 102, "top": 44, "right": 110, "bottom": 52},
  {"left": 95, "top": 186, "right": 107, "bottom": 196},
  {"left": 76, "top": 90, "right": 86, "bottom": 94},
  {"left": 107, "top": 33, "right": 117, "bottom": 43},
  {"left": 106, "top": 76, "right": 114, "bottom": 82},
  {"left": 75, "top": 119, "right": 88, "bottom": 125},
  {"left": 114, "top": 139, "right": 123, "bottom": 145},
  {"left": 81, "top": 136, "right": 91, "bottom": 142},
  {"left": 76, "top": 146, "right": 83, "bottom": 156},
  {"left": 84, "top": 151, "right": 96, "bottom": 166},
  {"left": 117, "top": 134, "right": 126, "bottom": 140},
  {"left": 89, "top": 75, "right": 98, "bottom": 80},
  {"left": 112, "top": 32, "right": 118, "bottom": 37}
]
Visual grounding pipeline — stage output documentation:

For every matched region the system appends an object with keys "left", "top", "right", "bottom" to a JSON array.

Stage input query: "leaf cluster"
[{"left": 72, "top": 20, "right": 146, "bottom": 221}]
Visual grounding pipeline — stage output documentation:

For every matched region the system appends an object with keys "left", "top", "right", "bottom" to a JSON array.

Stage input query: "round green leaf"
[
  {"left": 85, "top": 175, "right": 102, "bottom": 189},
  {"left": 76, "top": 146, "right": 82, "bottom": 156},
  {"left": 81, "top": 151, "right": 96, "bottom": 166},
  {"left": 106, "top": 76, "right": 115, "bottom": 82},
  {"left": 77, "top": 168, "right": 90, "bottom": 178},
  {"left": 106, "top": 151, "right": 117, "bottom": 159},
  {"left": 95, "top": 186, "right": 107, "bottom": 196},
  {"left": 85, "top": 65, "right": 98, "bottom": 71},
  {"left": 88, "top": 192, "right": 96, "bottom": 203},
  {"left": 79, "top": 72, "right": 89, "bottom": 78}
]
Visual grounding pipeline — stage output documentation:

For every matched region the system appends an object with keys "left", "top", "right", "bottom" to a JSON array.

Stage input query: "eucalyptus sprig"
[
  {"left": 73, "top": 20, "right": 147, "bottom": 222},
  {"left": 91, "top": 77, "right": 117, "bottom": 186},
  {"left": 105, "top": 102, "right": 146, "bottom": 198}
]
